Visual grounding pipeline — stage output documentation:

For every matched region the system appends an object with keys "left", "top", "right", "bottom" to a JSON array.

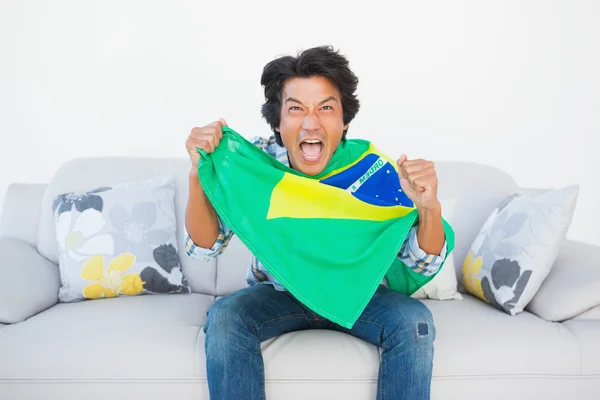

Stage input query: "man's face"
[{"left": 276, "top": 76, "right": 348, "bottom": 176}]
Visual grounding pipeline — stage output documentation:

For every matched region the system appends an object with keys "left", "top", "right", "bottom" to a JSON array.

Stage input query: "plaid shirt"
[{"left": 186, "top": 134, "right": 447, "bottom": 292}]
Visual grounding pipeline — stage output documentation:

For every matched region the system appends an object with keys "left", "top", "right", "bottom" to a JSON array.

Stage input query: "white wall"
[{"left": 1, "top": 0, "right": 598, "bottom": 244}]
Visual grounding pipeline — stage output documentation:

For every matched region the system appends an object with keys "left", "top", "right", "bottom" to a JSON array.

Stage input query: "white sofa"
[{"left": 1, "top": 157, "right": 599, "bottom": 400}]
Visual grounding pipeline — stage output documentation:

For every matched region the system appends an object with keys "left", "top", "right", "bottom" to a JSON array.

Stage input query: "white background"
[{"left": 1, "top": 0, "right": 598, "bottom": 244}]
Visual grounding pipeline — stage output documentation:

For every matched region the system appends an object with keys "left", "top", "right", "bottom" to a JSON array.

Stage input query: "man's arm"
[
  {"left": 185, "top": 168, "right": 220, "bottom": 249},
  {"left": 184, "top": 118, "right": 235, "bottom": 259},
  {"left": 185, "top": 168, "right": 235, "bottom": 261},
  {"left": 395, "top": 154, "right": 447, "bottom": 274},
  {"left": 399, "top": 224, "right": 447, "bottom": 276},
  {"left": 416, "top": 201, "right": 445, "bottom": 256}
]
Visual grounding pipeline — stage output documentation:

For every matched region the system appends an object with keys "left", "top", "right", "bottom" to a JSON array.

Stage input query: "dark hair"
[{"left": 260, "top": 45, "right": 360, "bottom": 146}]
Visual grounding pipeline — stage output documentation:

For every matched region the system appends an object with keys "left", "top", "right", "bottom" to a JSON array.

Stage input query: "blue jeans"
[{"left": 204, "top": 284, "right": 435, "bottom": 400}]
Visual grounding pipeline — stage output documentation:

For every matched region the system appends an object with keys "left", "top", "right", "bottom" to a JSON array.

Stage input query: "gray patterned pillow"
[
  {"left": 52, "top": 176, "right": 190, "bottom": 302},
  {"left": 461, "top": 185, "right": 579, "bottom": 315}
]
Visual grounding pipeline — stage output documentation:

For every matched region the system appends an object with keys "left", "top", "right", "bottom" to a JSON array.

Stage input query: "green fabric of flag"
[{"left": 197, "top": 127, "right": 454, "bottom": 328}]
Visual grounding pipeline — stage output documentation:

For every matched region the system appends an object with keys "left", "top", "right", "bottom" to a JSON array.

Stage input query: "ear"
[
  {"left": 343, "top": 123, "right": 349, "bottom": 131},
  {"left": 275, "top": 127, "right": 280, "bottom": 132}
]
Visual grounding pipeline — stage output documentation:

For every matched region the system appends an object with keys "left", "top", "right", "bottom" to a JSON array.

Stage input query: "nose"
[{"left": 301, "top": 113, "right": 321, "bottom": 131}]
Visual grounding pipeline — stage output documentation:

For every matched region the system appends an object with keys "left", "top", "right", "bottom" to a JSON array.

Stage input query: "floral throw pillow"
[
  {"left": 52, "top": 176, "right": 190, "bottom": 302},
  {"left": 462, "top": 185, "right": 579, "bottom": 315}
]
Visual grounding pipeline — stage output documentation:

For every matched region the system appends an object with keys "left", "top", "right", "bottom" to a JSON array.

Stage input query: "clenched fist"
[
  {"left": 396, "top": 154, "right": 440, "bottom": 211},
  {"left": 185, "top": 118, "right": 228, "bottom": 168}
]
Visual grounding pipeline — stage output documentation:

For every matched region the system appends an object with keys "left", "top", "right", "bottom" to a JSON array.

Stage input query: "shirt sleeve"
[
  {"left": 397, "top": 225, "right": 447, "bottom": 276},
  {"left": 185, "top": 216, "right": 234, "bottom": 261}
]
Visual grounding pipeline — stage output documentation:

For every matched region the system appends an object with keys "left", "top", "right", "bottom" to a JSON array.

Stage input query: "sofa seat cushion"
[
  {"left": 0, "top": 292, "right": 589, "bottom": 384},
  {"left": 563, "top": 320, "right": 600, "bottom": 375},
  {"left": 423, "top": 294, "right": 581, "bottom": 377},
  {"left": 0, "top": 293, "right": 212, "bottom": 380},
  {"left": 261, "top": 329, "right": 380, "bottom": 381},
  {"left": 258, "top": 294, "right": 583, "bottom": 382},
  {"left": 1, "top": 291, "right": 597, "bottom": 400}
]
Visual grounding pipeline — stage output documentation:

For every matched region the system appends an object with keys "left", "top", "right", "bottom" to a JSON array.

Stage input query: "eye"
[
  {"left": 289, "top": 106, "right": 301, "bottom": 111},
  {"left": 322, "top": 105, "right": 333, "bottom": 110}
]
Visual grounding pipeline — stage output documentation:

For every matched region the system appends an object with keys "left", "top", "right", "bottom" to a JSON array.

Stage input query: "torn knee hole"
[{"left": 416, "top": 322, "right": 429, "bottom": 337}]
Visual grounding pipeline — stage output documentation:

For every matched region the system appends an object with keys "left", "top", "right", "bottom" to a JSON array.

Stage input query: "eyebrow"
[{"left": 284, "top": 96, "right": 339, "bottom": 106}]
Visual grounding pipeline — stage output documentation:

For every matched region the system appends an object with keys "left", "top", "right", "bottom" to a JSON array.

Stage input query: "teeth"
[{"left": 303, "top": 140, "right": 321, "bottom": 144}]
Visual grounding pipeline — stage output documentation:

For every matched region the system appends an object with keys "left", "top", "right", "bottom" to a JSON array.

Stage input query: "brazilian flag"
[{"left": 198, "top": 127, "right": 454, "bottom": 328}]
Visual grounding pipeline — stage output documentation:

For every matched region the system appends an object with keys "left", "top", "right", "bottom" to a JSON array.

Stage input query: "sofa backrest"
[
  {"left": 2, "top": 157, "right": 520, "bottom": 297},
  {"left": 432, "top": 160, "right": 519, "bottom": 274}
]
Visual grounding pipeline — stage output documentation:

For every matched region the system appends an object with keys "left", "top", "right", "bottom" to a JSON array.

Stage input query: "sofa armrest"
[
  {"left": 0, "top": 183, "right": 47, "bottom": 247},
  {"left": 0, "top": 238, "right": 60, "bottom": 324},
  {"left": 526, "top": 240, "right": 600, "bottom": 322},
  {"left": 571, "top": 304, "right": 600, "bottom": 321}
]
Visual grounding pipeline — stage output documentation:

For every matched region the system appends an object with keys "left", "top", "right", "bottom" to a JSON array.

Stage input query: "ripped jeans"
[{"left": 204, "top": 284, "right": 436, "bottom": 400}]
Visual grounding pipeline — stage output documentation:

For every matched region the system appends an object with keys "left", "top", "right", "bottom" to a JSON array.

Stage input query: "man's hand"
[
  {"left": 186, "top": 118, "right": 228, "bottom": 170},
  {"left": 396, "top": 154, "right": 440, "bottom": 211}
]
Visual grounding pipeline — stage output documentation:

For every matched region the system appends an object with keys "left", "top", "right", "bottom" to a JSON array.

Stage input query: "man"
[{"left": 184, "top": 45, "right": 447, "bottom": 400}]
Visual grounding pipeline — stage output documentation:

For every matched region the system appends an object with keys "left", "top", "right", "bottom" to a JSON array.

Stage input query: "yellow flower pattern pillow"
[
  {"left": 462, "top": 185, "right": 579, "bottom": 315},
  {"left": 81, "top": 253, "right": 144, "bottom": 298},
  {"left": 52, "top": 176, "right": 190, "bottom": 302},
  {"left": 462, "top": 251, "right": 484, "bottom": 300}
]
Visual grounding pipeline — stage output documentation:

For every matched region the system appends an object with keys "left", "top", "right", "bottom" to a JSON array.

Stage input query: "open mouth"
[{"left": 299, "top": 139, "right": 324, "bottom": 162}]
